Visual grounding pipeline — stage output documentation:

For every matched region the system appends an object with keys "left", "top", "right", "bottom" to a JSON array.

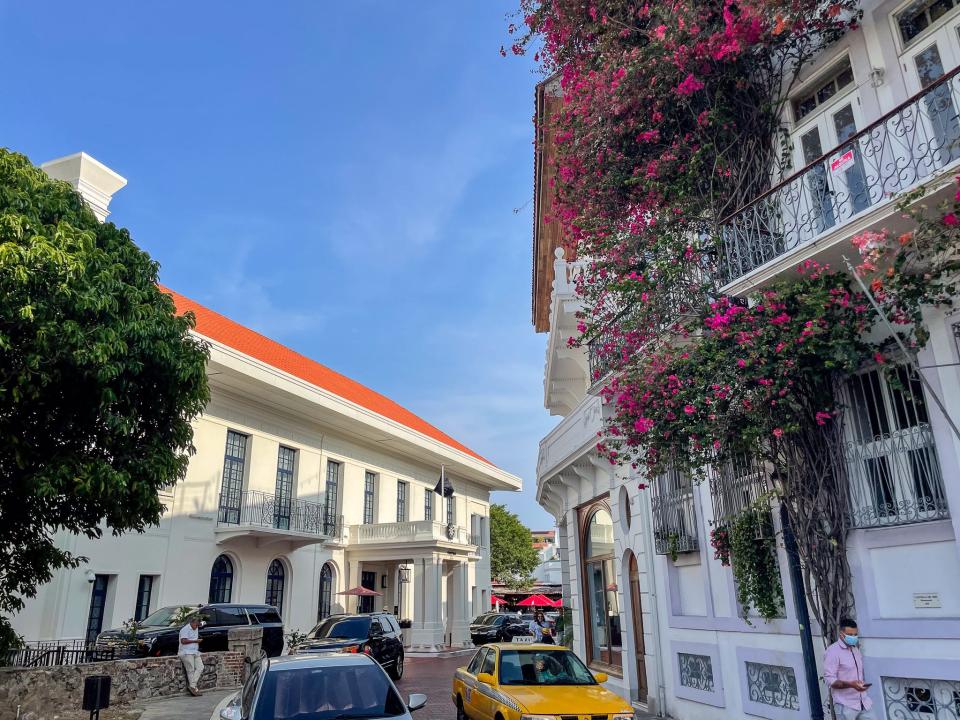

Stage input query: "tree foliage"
[
  {"left": 0, "top": 149, "right": 209, "bottom": 649},
  {"left": 489, "top": 504, "right": 540, "bottom": 587}
]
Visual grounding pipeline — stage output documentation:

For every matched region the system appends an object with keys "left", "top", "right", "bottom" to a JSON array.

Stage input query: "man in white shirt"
[{"left": 178, "top": 616, "right": 204, "bottom": 696}]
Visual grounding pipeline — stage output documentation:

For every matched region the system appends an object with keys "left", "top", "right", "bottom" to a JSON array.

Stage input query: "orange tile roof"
[{"left": 160, "top": 286, "right": 492, "bottom": 466}]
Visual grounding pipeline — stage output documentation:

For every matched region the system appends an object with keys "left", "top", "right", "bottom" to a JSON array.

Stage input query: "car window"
[
  {"left": 249, "top": 608, "right": 282, "bottom": 624},
  {"left": 385, "top": 616, "right": 400, "bottom": 634},
  {"left": 480, "top": 649, "right": 496, "bottom": 677},
  {"left": 467, "top": 649, "right": 487, "bottom": 675},
  {"left": 253, "top": 663, "right": 406, "bottom": 720},
  {"left": 241, "top": 661, "right": 263, "bottom": 717},
  {"left": 491, "top": 616, "right": 506, "bottom": 626},
  {"left": 497, "top": 649, "right": 596, "bottom": 686},
  {"left": 310, "top": 617, "right": 372, "bottom": 640},
  {"left": 213, "top": 607, "right": 250, "bottom": 626},
  {"left": 370, "top": 620, "right": 384, "bottom": 636}
]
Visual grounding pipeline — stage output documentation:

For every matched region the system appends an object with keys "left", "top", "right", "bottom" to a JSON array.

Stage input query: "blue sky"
[{"left": 0, "top": 1, "right": 557, "bottom": 528}]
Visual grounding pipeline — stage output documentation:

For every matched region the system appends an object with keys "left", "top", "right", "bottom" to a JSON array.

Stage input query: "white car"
[{"left": 220, "top": 652, "right": 426, "bottom": 720}]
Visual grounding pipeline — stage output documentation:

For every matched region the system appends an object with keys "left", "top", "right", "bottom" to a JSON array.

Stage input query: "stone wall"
[{"left": 0, "top": 651, "right": 244, "bottom": 720}]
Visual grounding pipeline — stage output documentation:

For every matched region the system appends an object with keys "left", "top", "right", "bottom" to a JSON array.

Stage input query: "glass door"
[{"left": 798, "top": 123, "right": 837, "bottom": 236}]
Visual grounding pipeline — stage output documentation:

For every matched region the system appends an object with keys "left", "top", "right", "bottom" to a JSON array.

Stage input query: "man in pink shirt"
[{"left": 824, "top": 618, "right": 874, "bottom": 719}]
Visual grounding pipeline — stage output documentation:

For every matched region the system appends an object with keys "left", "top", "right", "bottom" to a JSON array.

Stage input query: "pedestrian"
[
  {"left": 528, "top": 610, "right": 553, "bottom": 644},
  {"left": 824, "top": 618, "right": 873, "bottom": 719},
  {"left": 179, "top": 615, "right": 204, "bottom": 696}
]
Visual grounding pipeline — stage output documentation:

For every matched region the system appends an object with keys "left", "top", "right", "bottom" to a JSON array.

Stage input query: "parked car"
[
  {"left": 96, "top": 603, "right": 285, "bottom": 658},
  {"left": 220, "top": 653, "right": 426, "bottom": 720},
  {"left": 469, "top": 613, "right": 531, "bottom": 646},
  {"left": 294, "top": 612, "right": 405, "bottom": 680}
]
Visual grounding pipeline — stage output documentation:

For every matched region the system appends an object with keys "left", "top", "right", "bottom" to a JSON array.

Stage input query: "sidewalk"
[{"left": 136, "top": 688, "right": 236, "bottom": 720}]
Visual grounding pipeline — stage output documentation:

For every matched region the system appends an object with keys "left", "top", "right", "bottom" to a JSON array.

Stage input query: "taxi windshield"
[{"left": 497, "top": 649, "right": 596, "bottom": 686}]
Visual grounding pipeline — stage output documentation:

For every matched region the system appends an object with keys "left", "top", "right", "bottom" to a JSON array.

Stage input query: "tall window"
[
  {"left": 581, "top": 506, "right": 621, "bottom": 669},
  {"left": 318, "top": 563, "right": 334, "bottom": 621},
  {"left": 218, "top": 431, "right": 248, "bottom": 524},
  {"left": 424, "top": 488, "right": 434, "bottom": 521},
  {"left": 274, "top": 447, "right": 296, "bottom": 530},
  {"left": 265, "top": 559, "right": 285, "bottom": 612},
  {"left": 134, "top": 575, "right": 154, "bottom": 622},
  {"left": 843, "top": 365, "right": 948, "bottom": 528},
  {"left": 396, "top": 481, "right": 408, "bottom": 522},
  {"left": 364, "top": 471, "right": 377, "bottom": 525},
  {"left": 86, "top": 574, "right": 109, "bottom": 643},
  {"left": 324, "top": 461, "right": 340, "bottom": 534},
  {"left": 209, "top": 554, "right": 234, "bottom": 604},
  {"left": 446, "top": 495, "right": 455, "bottom": 526}
]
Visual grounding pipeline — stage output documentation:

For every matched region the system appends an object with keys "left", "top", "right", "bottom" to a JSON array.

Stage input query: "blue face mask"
[{"left": 842, "top": 633, "right": 859, "bottom": 646}]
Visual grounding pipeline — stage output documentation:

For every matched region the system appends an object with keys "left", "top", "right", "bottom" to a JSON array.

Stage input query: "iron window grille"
[
  {"left": 883, "top": 676, "right": 960, "bottom": 719},
  {"left": 651, "top": 467, "right": 700, "bottom": 555},
  {"left": 745, "top": 661, "right": 800, "bottom": 711},
  {"left": 218, "top": 431, "right": 248, "bottom": 525},
  {"left": 274, "top": 447, "right": 296, "bottom": 530},
  {"left": 841, "top": 364, "right": 949, "bottom": 528},
  {"left": 364, "top": 471, "right": 377, "bottom": 525},
  {"left": 708, "top": 450, "right": 773, "bottom": 537},
  {"left": 678, "top": 653, "right": 715, "bottom": 693}
]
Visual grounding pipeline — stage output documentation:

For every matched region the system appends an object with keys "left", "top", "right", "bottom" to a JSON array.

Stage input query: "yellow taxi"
[{"left": 452, "top": 642, "right": 634, "bottom": 720}]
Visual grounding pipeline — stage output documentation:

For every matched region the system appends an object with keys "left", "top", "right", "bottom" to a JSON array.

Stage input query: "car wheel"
[
  {"left": 456, "top": 697, "right": 468, "bottom": 720},
  {"left": 389, "top": 652, "right": 404, "bottom": 680}
]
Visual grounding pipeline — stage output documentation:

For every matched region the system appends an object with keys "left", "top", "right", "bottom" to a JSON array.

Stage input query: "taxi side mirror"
[
  {"left": 476, "top": 672, "right": 496, "bottom": 686},
  {"left": 593, "top": 672, "right": 609, "bottom": 684}
]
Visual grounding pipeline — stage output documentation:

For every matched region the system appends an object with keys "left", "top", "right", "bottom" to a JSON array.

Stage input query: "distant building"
[
  {"left": 531, "top": 529, "right": 556, "bottom": 550},
  {"left": 12, "top": 154, "right": 522, "bottom": 652}
]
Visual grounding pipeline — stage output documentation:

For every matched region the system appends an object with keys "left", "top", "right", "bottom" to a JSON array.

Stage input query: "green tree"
[
  {"left": 0, "top": 149, "right": 209, "bottom": 650},
  {"left": 489, "top": 504, "right": 540, "bottom": 588}
]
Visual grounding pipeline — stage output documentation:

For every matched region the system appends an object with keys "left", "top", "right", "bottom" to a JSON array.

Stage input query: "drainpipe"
[
  {"left": 780, "top": 504, "right": 824, "bottom": 720},
  {"left": 640, "top": 489, "right": 668, "bottom": 717}
]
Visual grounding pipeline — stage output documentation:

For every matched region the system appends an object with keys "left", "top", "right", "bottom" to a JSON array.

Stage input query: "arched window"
[
  {"left": 318, "top": 563, "right": 334, "bottom": 621},
  {"left": 209, "top": 554, "right": 234, "bottom": 604},
  {"left": 265, "top": 559, "right": 285, "bottom": 612},
  {"left": 581, "top": 506, "right": 621, "bottom": 670}
]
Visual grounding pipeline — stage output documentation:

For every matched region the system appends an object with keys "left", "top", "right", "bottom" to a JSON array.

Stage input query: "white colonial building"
[
  {"left": 533, "top": 2, "right": 960, "bottom": 716},
  {"left": 11, "top": 153, "right": 521, "bottom": 651}
]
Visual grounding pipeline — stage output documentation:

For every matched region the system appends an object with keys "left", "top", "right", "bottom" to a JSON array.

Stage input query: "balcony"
[
  {"left": 348, "top": 520, "right": 478, "bottom": 554},
  {"left": 215, "top": 490, "right": 342, "bottom": 548},
  {"left": 718, "top": 65, "right": 960, "bottom": 287}
]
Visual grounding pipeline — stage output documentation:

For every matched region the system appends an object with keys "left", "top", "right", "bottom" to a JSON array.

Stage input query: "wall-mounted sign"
[
  {"left": 830, "top": 149, "right": 855, "bottom": 175},
  {"left": 913, "top": 592, "right": 941, "bottom": 609}
]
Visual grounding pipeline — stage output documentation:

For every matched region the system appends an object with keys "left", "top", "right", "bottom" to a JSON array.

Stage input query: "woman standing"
[{"left": 529, "top": 610, "right": 554, "bottom": 644}]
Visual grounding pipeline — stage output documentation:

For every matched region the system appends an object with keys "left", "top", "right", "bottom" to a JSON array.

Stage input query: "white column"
[
  {"left": 451, "top": 561, "right": 471, "bottom": 647},
  {"left": 409, "top": 554, "right": 443, "bottom": 650}
]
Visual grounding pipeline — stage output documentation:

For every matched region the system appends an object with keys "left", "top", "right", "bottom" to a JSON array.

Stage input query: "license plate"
[{"left": 512, "top": 635, "right": 535, "bottom": 644}]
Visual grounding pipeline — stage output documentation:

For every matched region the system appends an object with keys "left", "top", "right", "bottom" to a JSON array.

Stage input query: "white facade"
[
  {"left": 11, "top": 155, "right": 521, "bottom": 651},
  {"left": 534, "top": 4, "right": 960, "bottom": 718}
]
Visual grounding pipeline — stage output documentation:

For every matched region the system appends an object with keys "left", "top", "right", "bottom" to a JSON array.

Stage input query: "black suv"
[
  {"left": 294, "top": 612, "right": 405, "bottom": 679},
  {"left": 469, "top": 613, "right": 532, "bottom": 645},
  {"left": 96, "top": 603, "right": 285, "bottom": 658}
]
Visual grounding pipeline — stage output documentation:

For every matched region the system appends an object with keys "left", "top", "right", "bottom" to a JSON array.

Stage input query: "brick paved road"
[{"left": 396, "top": 654, "right": 473, "bottom": 720}]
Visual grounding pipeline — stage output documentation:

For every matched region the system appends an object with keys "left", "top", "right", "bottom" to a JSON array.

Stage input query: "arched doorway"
[
  {"left": 266, "top": 559, "right": 286, "bottom": 613},
  {"left": 209, "top": 554, "right": 234, "bottom": 604},
  {"left": 581, "top": 505, "right": 621, "bottom": 669},
  {"left": 627, "top": 552, "right": 648, "bottom": 703},
  {"left": 318, "top": 562, "right": 334, "bottom": 621}
]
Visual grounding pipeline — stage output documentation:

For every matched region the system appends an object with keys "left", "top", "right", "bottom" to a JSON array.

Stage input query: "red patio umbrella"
[
  {"left": 517, "top": 594, "right": 554, "bottom": 607},
  {"left": 491, "top": 595, "right": 507, "bottom": 605},
  {"left": 338, "top": 586, "right": 382, "bottom": 597}
]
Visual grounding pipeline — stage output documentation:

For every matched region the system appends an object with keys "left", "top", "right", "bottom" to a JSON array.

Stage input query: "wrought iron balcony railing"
[
  {"left": 217, "top": 489, "right": 340, "bottom": 537},
  {"left": 718, "top": 64, "right": 960, "bottom": 284},
  {"left": 650, "top": 467, "right": 700, "bottom": 555},
  {"left": 708, "top": 451, "right": 774, "bottom": 538}
]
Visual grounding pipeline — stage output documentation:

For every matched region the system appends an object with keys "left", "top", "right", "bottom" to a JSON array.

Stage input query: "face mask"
[{"left": 842, "top": 633, "right": 859, "bottom": 647}]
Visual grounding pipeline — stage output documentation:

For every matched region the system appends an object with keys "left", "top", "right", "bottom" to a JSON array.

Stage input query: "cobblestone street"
[{"left": 396, "top": 654, "right": 472, "bottom": 720}]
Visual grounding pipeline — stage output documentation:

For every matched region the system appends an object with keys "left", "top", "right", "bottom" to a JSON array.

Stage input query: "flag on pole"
[{"left": 433, "top": 464, "right": 455, "bottom": 497}]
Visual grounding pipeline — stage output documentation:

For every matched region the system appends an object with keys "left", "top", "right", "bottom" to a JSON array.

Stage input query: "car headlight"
[{"left": 520, "top": 715, "right": 557, "bottom": 720}]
